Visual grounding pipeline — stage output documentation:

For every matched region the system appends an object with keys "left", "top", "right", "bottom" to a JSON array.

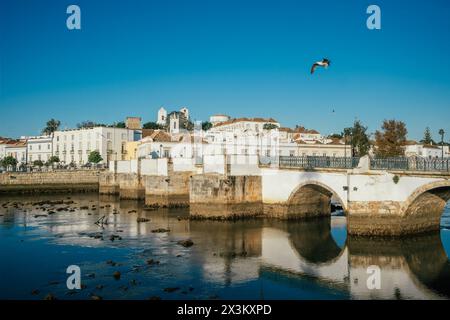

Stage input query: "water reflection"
[{"left": 0, "top": 194, "right": 449, "bottom": 300}]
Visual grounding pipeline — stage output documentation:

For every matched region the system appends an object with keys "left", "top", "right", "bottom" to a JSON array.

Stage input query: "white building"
[
  {"left": 405, "top": 143, "right": 449, "bottom": 159},
  {"left": 210, "top": 117, "right": 280, "bottom": 133},
  {"left": 4, "top": 140, "right": 28, "bottom": 165},
  {"left": 24, "top": 135, "right": 53, "bottom": 163},
  {"left": 53, "top": 127, "right": 137, "bottom": 165},
  {"left": 209, "top": 114, "right": 230, "bottom": 125},
  {"left": 157, "top": 107, "right": 167, "bottom": 126}
]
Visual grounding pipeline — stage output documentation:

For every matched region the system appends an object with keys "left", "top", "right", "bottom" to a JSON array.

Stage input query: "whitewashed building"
[
  {"left": 4, "top": 140, "right": 28, "bottom": 165},
  {"left": 24, "top": 135, "right": 53, "bottom": 163},
  {"left": 405, "top": 143, "right": 449, "bottom": 159},
  {"left": 53, "top": 127, "right": 137, "bottom": 165}
]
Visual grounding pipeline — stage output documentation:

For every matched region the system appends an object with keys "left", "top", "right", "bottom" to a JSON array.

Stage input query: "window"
[
  {"left": 289, "top": 151, "right": 295, "bottom": 157},
  {"left": 57, "top": 136, "right": 60, "bottom": 142},
  {"left": 38, "top": 145, "right": 41, "bottom": 151},
  {"left": 48, "top": 144, "right": 51, "bottom": 150},
  {"left": 29, "top": 145, "right": 32, "bottom": 150},
  {"left": 107, "top": 133, "right": 112, "bottom": 139},
  {"left": 323, "top": 153, "right": 327, "bottom": 157},
  {"left": 121, "top": 133, "right": 127, "bottom": 140}
]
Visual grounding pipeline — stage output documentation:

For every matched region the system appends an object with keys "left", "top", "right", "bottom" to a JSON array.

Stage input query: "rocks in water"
[
  {"left": 80, "top": 206, "right": 89, "bottom": 210},
  {"left": 146, "top": 259, "right": 160, "bottom": 265},
  {"left": 43, "top": 293, "right": 57, "bottom": 300},
  {"left": 163, "top": 287, "right": 180, "bottom": 293},
  {"left": 177, "top": 239, "right": 194, "bottom": 248},
  {"left": 109, "top": 234, "right": 122, "bottom": 241},
  {"left": 136, "top": 217, "right": 150, "bottom": 223},
  {"left": 151, "top": 228, "right": 170, "bottom": 233},
  {"left": 113, "top": 271, "right": 121, "bottom": 280},
  {"left": 91, "top": 295, "right": 103, "bottom": 301},
  {"left": 34, "top": 214, "right": 48, "bottom": 218},
  {"left": 128, "top": 210, "right": 137, "bottom": 213},
  {"left": 106, "top": 260, "right": 117, "bottom": 266}
]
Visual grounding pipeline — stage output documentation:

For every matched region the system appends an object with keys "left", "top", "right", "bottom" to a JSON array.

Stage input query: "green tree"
[
  {"left": 202, "top": 121, "right": 213, "bottom": 131},
  {"left": 33, "top": 160, "right": 44, "bottom": 167},
  {"left": 42, "top": 119, "right": 61, "bottom": 135},
  {"left": 375, "top": 120, "right": 408, "bottom": 157},
  {"left": 263, "top": 123, "right": 278, "bottom": 130},
  {"left": 350, "top": 120, "right": 371, "bottom": 156},
  {"left": 421, "top": 127, "right": 434, "bottom": 145},
  {"left": 328, "top": 133, "right": 343, "bottom": 139},
  {"left": 48, "top": 156, "right": 60, "bottom": 164},
  {"left": 88, "top": 151, "right": 103, "bottom": 164},
  {"left": 143, "top": 122, "right": 164, "bottom": 130},
  {"left": 1, "top": 156, "right": 18, "bottom": 168},
  {"left": 114, "top": 121, "right": 126, "bottom": 128}
]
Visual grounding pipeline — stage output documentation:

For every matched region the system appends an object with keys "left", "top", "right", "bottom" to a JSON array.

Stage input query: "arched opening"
[
  {"left": 401, "top": 182, "right": 450, "bottom": 234},
  {"left": 286, "top": 181, "right": 345, "bottom": 219}
]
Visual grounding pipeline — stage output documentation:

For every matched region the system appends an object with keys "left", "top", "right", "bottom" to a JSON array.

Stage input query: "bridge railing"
[
  {"left": 278, "top": 156, "right": 360, "bottom": 169},
  {"left": 370, "top": 157, "right": 450, "bottom": 172}
]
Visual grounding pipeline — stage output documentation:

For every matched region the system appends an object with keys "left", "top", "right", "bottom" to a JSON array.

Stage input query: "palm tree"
[{"left": 42, "top": 119, "right": 61, "bottom": 135}]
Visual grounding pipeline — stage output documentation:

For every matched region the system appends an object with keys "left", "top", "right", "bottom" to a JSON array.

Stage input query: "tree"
[
  {"left": 114, "top": 121, "right": 126, "bottom": 128},
  {"left": 33, "top": 160, "right": 44, "bottom": 167},
  {"left": 48, "top": 156, "right": 60, "bottom": 164},
  {"left": 421, "top": 127, "right": 434, "bottom": 145},
  {"left": 42, "top": 119, "right": 61, "bottom": 135},
  {"left": 88, "top": 151, "right": 103, "bottom": 164},
  {"left": 1, "top": 156, "right": 18, "bottom": 168},
  {"left": 374, "top": 120, "right": 408, "bottom": 157},
  {"left": 351, "top": 120, "right": 371, "bottom": 156},
  {"left": 263, "top": 123, "right": 278, "bottom": 130},
  {"left": 202, "top": 121, "right": 213, "bottom": 131},
  {"left": 143, "top": 122, "right": 164, "bottom": 130},
  {"left": 77, "top": 121, "right": 97, "bottom": 129},
  {"left": 328, "top": 133, "right": 343, "bottom": 139}
]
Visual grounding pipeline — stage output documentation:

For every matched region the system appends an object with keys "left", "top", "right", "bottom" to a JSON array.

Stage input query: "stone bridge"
[
  {"left": 100, "top": 156, "right": 450, "bottom": 236},
  {"left": 259, "top": 166, "right": 450, "bottom": 236}
]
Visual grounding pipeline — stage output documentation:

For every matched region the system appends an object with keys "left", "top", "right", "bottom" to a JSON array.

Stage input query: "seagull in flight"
[{"left": 310, "top": 58, "right": 331, "bottom": 74}]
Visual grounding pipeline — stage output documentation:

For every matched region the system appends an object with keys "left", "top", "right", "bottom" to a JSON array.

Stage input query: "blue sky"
[{"left": 1, "top": 0, "right": 449, "bottom": 140}]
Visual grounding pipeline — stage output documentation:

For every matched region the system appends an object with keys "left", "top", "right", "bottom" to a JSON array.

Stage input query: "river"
[{"left": 1, "top": 193, "right": 449, "bottom": 300}]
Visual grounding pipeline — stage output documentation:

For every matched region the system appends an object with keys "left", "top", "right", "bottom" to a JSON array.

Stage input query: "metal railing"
[
  {"left": 278, "top": 156, "right": 360, "bottom": 169},
  {"left": 370, "top": 157, "right": 450, "bottom": 172}
]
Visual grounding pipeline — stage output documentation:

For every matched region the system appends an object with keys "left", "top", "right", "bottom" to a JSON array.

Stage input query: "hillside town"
[{"left": 0, "top": 106, "right": 449, "bottom": 170}]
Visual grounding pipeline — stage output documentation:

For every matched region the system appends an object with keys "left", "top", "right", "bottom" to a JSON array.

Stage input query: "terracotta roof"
[
  {"left": 293, "top": 126, "right": 320, "bottom": 134},
  {"left": 213, "top": 117, "right": 279, "bottom": 127},
  {"left": 278, "top": 127, "right": 294, "bottom": 133}
]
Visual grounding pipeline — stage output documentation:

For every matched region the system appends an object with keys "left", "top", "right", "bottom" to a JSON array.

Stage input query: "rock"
[
  {"left": 43, "top": 293, "right": 57, "bottom": 300},
  {"left": 146, "top": 259, "right": 160, "bottom": 265},
  {"left": 128, "top": 210, "right": 137, "bottom": 213},
  {"left": 109, "top": 235, "right": 122, "bottom": 241},
  {"left": 91, "top": 295, "right": 103, "bottom": 301},
  {"left": 34, "top": 214, "right": 48, "bottom": 218},
  {"left": 151, "top": 228, "right": 170, "bottom": 233},
  {"left": 113, "top": 271, "right": 121, "bottom": 280},
  {"left": 136, "top": 217, "right": 150, "bottom": 223},
  {"left": 80, "top": 206, "right": 89, "bottom": 210},
  {"left": 163, "top": 287, "right": 180, "bottom": 293},
  {"left": 177, "top": 239, "right": 194, "bottom": 248},
  {"left": 106, "top": 260, "right": 117, "bottom": 266}
]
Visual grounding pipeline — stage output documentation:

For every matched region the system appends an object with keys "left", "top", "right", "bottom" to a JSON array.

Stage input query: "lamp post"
[{"left": 439, "top": 129, "right": 445, "bottom": 160}]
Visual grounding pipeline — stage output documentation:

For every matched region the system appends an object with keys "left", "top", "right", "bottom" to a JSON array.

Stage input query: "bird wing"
[{"left": 310, "top": 63, "right": 319, "bottom": 74}]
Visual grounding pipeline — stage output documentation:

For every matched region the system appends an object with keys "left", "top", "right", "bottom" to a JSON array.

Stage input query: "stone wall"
[
  {"left": 99, "top": 171, "right": 119, "bottom": 195},
  {"left": 189, "top": 174, "right": 263, "bottom": 218},
  {"left": 143, "top": 171, "right": 191, "bottom": 207},
  {"left": 118, "top": 173, "right": 145, "bottom": 200},
  {"left": 0, "top": 170, "right": 100, "bottom": 194}
]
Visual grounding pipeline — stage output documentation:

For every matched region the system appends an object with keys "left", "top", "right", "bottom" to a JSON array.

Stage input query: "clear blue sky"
[{"left": 1, "top": 0, "right": 449, "bottom": 141}]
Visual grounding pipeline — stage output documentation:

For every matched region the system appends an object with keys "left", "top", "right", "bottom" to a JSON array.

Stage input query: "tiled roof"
[{"left": 214, "top": 117, "right": 279, "bottom": 127}]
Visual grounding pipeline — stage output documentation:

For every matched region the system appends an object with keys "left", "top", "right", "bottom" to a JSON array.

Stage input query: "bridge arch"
[
  {"left": 286, "top": 180, "right": 347, "bottom": 218},
  {"left": 402, "top": 180, "right": 450, "bottom": 216},
  {"left": 397, "top": 180, "right": 450, "bottom": 234}
]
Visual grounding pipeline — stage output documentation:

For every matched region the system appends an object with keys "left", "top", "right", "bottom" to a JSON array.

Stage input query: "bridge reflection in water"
[{"left": 3, "top": 193, "right": 449, "bottom": 300}]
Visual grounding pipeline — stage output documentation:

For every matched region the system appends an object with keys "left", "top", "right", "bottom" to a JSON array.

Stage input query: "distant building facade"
[
  {"left": 53, "top": 127, "right": 136, "bottom": 165},
  {"left": 25, "top": 135, "right": 53, "bottom": 163}
]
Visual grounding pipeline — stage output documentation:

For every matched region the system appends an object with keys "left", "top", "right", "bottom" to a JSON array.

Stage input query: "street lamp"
[{"left": 439, "top": 129, "right": 445, "bottom": 160}]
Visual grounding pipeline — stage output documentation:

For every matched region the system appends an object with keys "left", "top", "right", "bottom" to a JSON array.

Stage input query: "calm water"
[{"left": 1, "top": 193, "right": 450, "bottom": 300}]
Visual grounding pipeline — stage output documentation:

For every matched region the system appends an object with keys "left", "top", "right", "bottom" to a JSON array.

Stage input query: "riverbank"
[{"left": 0, "top": 170, "right": 100, "bottom": 194}]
